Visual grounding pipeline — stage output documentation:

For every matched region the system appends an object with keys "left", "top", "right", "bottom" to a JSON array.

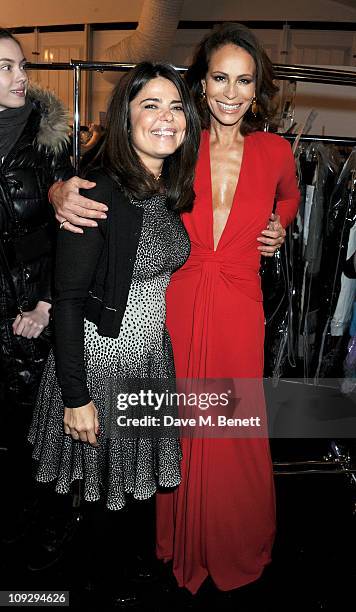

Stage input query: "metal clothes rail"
[
  {"left": 24, "top": 60, "right": 356, "bottom": 173},
  {"left": 283, "top": 134, "right": 356, "bottom": 147}
]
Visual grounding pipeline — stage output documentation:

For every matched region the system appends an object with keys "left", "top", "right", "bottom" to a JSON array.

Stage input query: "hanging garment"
[
  {"left": 315, "top": 151, "right": 356, "bottom": 378},
  {"left": 331, "top": 221, "right": 356, "bottom": 336},
  {"left": 263, "top": 142, "right": 338, "bottom": 378}
]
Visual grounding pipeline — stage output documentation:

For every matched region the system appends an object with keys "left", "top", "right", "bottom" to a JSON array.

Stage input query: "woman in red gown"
[{"left": 156, "top": 23, "right": 300, "bottom": 594}]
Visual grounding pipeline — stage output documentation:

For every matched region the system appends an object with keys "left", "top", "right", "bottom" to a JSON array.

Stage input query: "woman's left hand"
[
  {"left": 12, "top": 301, "right": 51, "bottom": 339},
  {"left": 257, "top": 213, "right": 286, "bottom": 257}
]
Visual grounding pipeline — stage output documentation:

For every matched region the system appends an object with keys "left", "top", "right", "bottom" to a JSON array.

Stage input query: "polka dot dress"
[{"left": 28, "top": 194, "right": 191, "bottom": 510}]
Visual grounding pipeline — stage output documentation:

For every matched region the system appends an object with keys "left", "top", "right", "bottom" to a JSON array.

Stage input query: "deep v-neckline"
[{"left": 208, "top": 132, "right": 248, "bottom": 252}]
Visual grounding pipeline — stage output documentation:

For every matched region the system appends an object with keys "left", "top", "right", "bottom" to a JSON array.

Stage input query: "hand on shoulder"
[{"left": 50, "top": 174, "right": 108, "bottom": 234}]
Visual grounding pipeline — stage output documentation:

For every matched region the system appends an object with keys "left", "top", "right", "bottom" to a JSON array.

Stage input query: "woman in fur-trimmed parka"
[{"left": 0, "top": 29, "right": 72, "bottom": 527}]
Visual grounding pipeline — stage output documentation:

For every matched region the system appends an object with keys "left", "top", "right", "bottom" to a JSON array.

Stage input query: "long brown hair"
[
  {"left": 99, "top": 62, "right": 201, "bottom": 213},
  {"left": 186, "top": 23, "right": 278, "bottom": 135}
]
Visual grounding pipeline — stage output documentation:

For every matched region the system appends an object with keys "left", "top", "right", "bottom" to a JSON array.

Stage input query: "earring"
[
  {"left": 251, "top": 96, "right": 258, "bottom": 117},
  {"left": 201, "top": 91, "right": 206, "bottom": 99}
]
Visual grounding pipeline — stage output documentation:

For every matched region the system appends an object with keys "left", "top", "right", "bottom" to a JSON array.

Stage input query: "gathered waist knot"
[{"left": 172, "top": 251, "right": 262, "bottom": 302}]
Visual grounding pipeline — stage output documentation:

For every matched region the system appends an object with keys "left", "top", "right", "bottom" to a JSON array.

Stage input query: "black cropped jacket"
[{"left": 54, "top": 168, "right": 143, "bottom": 407}]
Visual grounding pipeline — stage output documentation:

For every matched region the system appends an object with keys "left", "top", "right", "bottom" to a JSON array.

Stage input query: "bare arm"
[{"left": 50, "top": 176, "right": 108, "bottom": 234}]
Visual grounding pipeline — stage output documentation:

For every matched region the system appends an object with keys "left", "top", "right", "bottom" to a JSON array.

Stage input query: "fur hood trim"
[{"left": 28, "top": 83, "right": 70, "bottom": 154}]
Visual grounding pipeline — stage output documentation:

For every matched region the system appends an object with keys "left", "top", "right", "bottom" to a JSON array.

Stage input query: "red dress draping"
[{"left": 156, "top": 130, "right": 300, "bottom": 594}]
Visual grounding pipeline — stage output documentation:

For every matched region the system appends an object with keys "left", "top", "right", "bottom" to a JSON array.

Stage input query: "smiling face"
[
  {"left": 0, "top": 37, "right": 28, "bottom": 112},
  {"left": 202, "top": 43, "right": 256, "bottom": 128},
  {"left": 129, "top": 76, "right": 187, "bottom": 175}
]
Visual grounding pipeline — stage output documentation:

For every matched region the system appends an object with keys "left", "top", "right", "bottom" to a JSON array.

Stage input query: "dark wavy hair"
[
  {"left": 0, "top": 27, "right": 22, "bottom": 47},
  {"left": 186, "top": 22, "right": 279, "bottom": 135},
  {"left": 99, "top": 62, "right": 201, "bottom": 212}
]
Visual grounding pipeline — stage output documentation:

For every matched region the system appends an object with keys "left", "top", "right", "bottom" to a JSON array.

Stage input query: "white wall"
[
  {"left": 89, "top": 31, "right": 131, "bottom": 123},
  {"left": 3, "top": 0, "right": 356, "bottom": 28},
  {"left": 293, "top": 67, "right": 356, "bottom": 137}
]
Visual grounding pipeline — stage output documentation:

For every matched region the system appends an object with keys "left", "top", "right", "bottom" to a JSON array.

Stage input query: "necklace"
[{"left": 155, "top": 172, "right": 162, "bottom": 181}]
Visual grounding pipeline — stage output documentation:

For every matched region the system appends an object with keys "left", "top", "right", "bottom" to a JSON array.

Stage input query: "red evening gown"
[{"left": 156, "top": 130, "right": 300, "bottom": 594}]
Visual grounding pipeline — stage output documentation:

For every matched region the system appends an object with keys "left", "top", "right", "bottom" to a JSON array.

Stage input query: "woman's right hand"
[
  {"left": 51, "top": 177, "right": 108, "bottom": 234},
  {"left": 12, "top": 300, "right": 51, "bottom": 338},
  {"left": 64, "top": 401, "right": 100, "bottom": 446}
]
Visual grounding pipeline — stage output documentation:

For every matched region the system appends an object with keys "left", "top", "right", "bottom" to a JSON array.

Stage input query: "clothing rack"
[
  {"left": 283, "top": 134, "right": 356, "bottom": 147},
  {"left": 25, "top": 60, "right": 356, "bottom": 173}
]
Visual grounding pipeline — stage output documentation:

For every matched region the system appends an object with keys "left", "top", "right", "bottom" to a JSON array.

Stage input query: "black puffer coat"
[{"left": 0, "top": 85, "right": 72, "bottom": 419}]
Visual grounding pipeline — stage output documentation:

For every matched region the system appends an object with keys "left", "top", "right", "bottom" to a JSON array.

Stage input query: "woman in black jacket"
[
  {"left": 29, "top": 61, "right": 200, "bottom": 509},
  {"left": 27, "top": 62, "right": 200, "bottom": 603},
  {"left": 0, "top": 28, "right": 72, "bottom": 542}
]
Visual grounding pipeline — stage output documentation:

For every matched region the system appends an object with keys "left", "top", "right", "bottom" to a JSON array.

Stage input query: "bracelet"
[{"left": 48, "top": 180, "right": 63, "bottom": 204}]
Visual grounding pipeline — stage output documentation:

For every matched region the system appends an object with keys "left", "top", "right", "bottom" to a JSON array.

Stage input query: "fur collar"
[{"left": 28, "top": 83, "right": 70, "bottom": 154}]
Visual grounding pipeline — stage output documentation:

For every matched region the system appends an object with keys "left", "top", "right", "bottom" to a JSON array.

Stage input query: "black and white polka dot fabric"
[{"left": 28, "top": 194, "right": 191, "bottom": 510}]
